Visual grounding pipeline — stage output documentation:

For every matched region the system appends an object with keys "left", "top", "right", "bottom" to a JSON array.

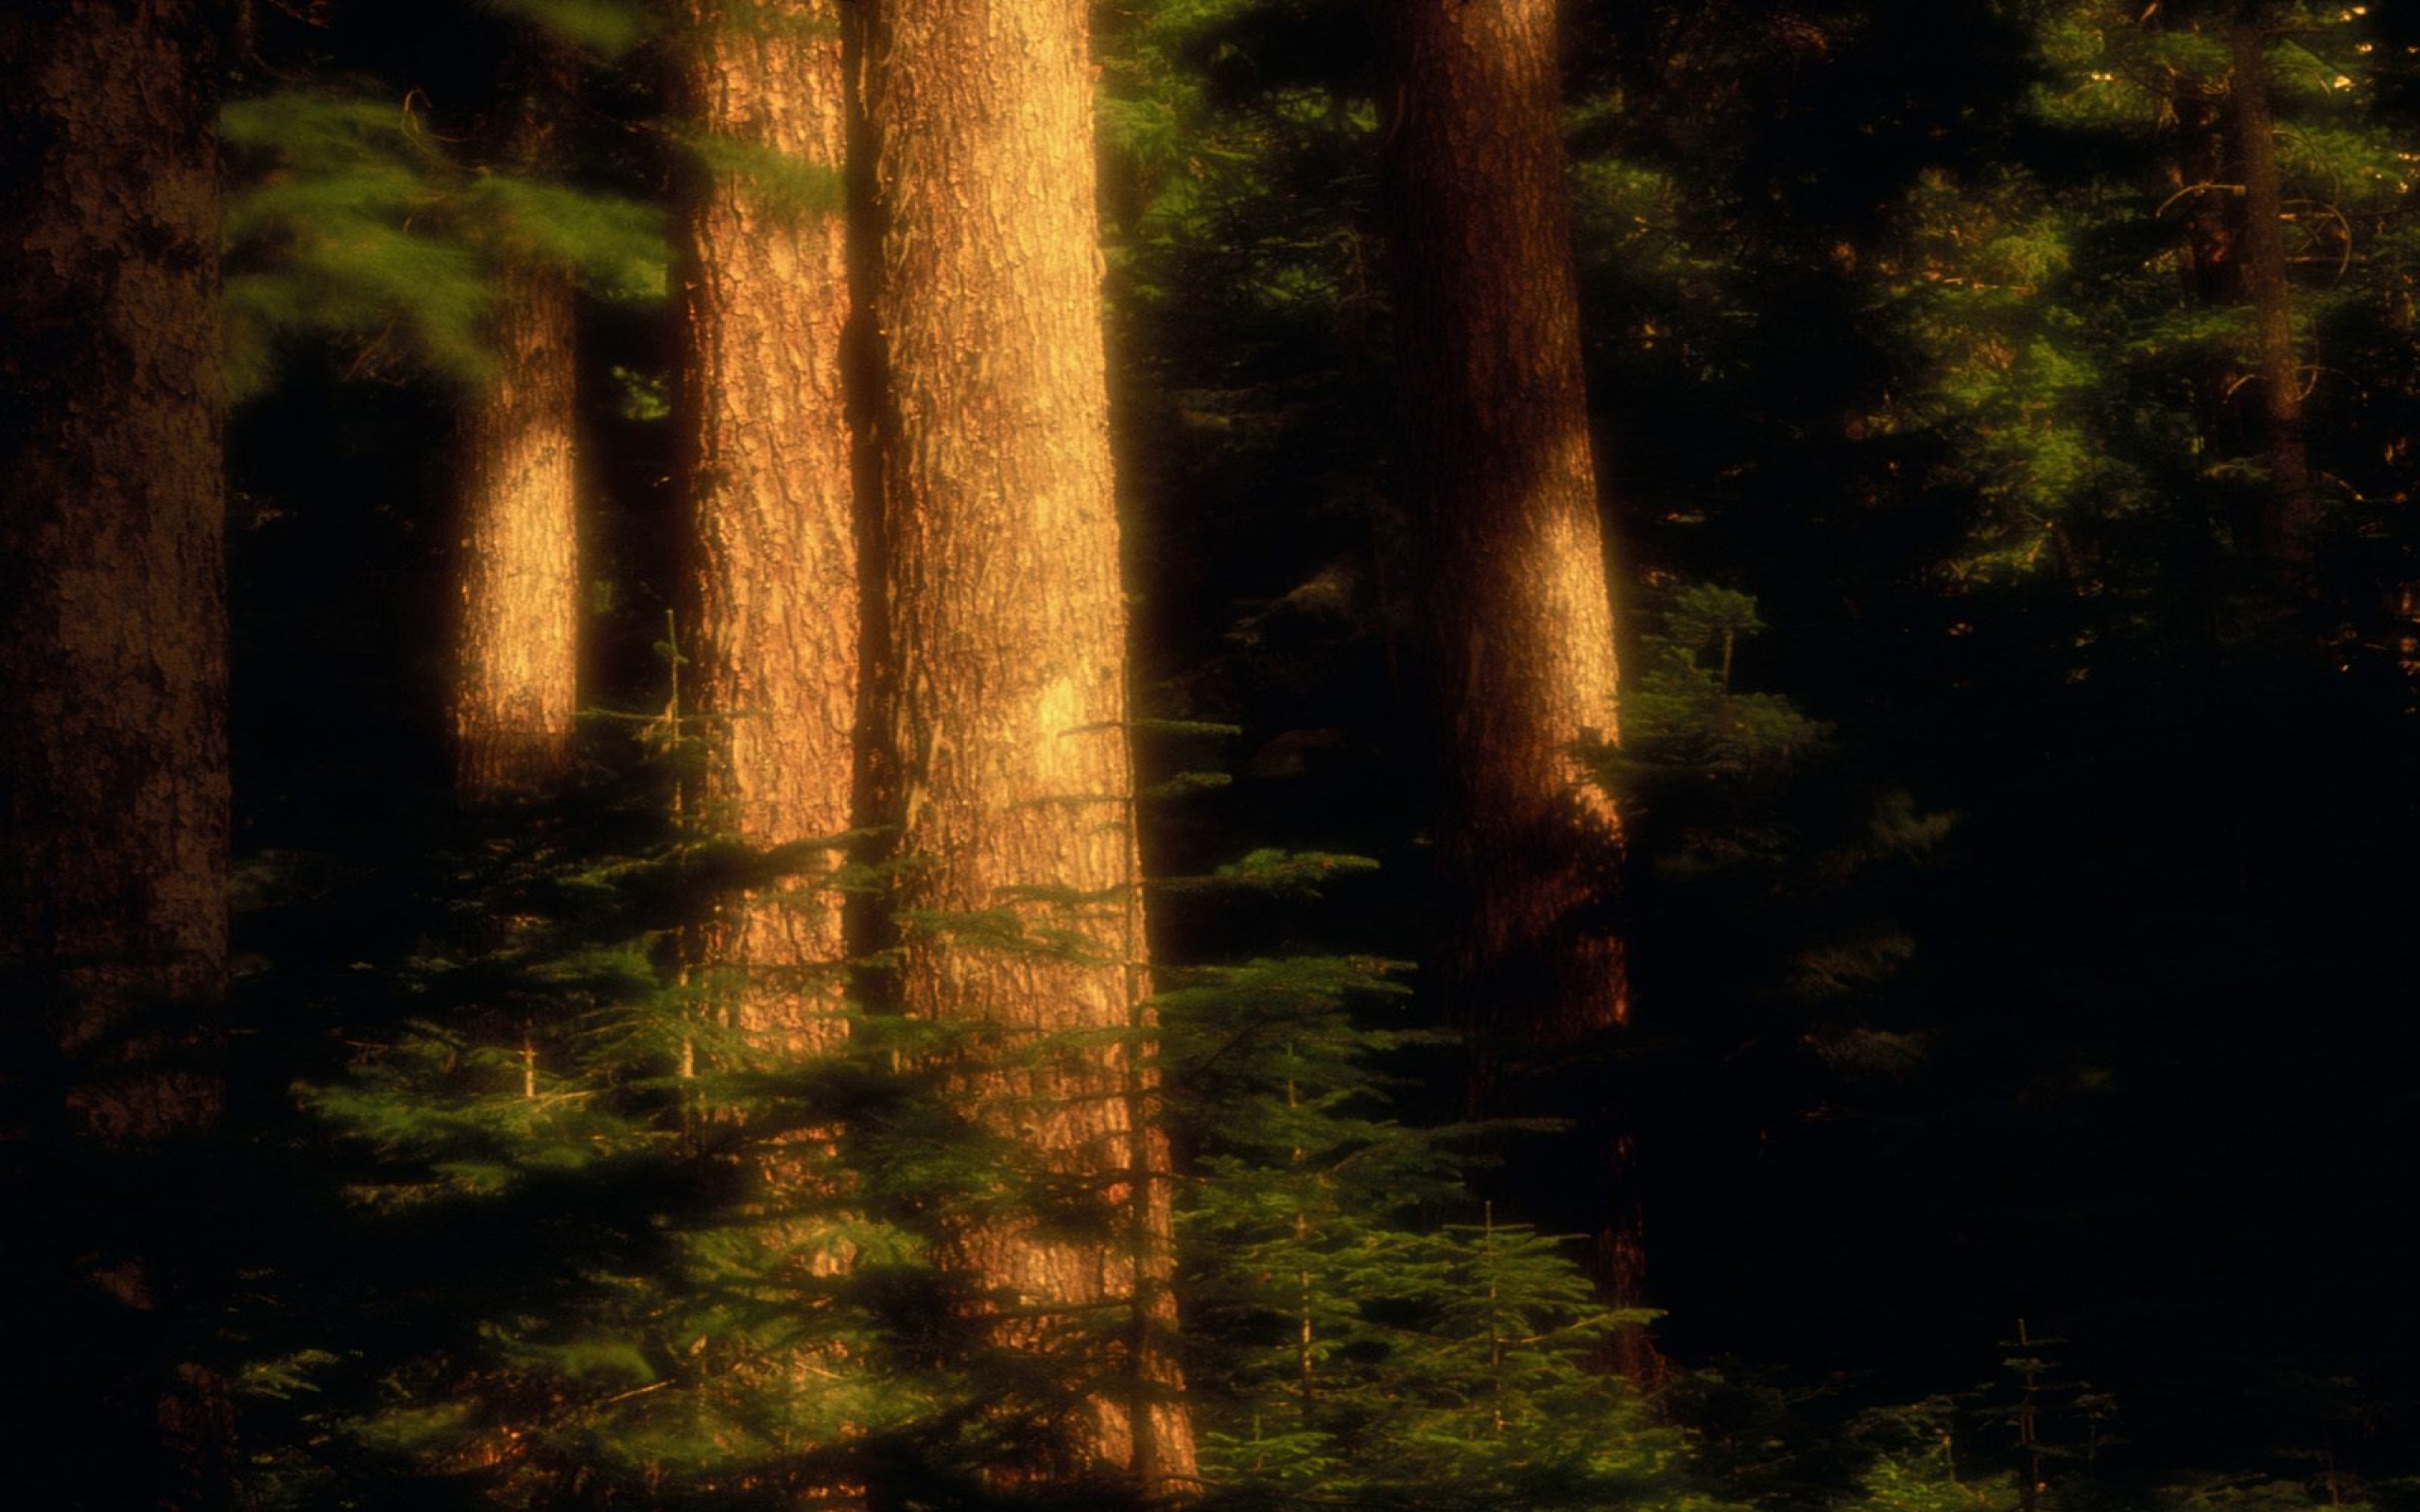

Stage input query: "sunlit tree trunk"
[
  {"left": 2228, "top": 15, "right": 2315, "bottom": 574},
  {"left": 454, "top": 77, "right": 580, "bottom": 796},
  {"left": 862, "top": 0, "right": 1196, "bottom": 1487},
  {"left": 679, "top": 0, "right": 859, "bottom": 1046},
  {"left": 0, "top": 0, "right": 233, "bottom": 1502},
  {"left": 1381, "top": 0, "right": 1649, "bottom": 1371},
  {"left": 671, "top": 10, "right": 866, "bottom": 1496}
]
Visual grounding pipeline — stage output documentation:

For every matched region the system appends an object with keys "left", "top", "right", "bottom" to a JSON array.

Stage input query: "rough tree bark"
[
  {"left": 861, "top": 0, "right": 1197, "bottom": 1487},
  {"left": 1380, "top": 0, "right": 1648, "bottom": 1370},
  {"left": 675, "top": 8, "right": 865, "bottom": 1486},
  {"left": 454, "top": 67, "right": 581, "bottom": 797},
  {"left": 679, "top": 0, "right": 859, "bottom": 1047},
  {"left": 0, "top": 0, "right": 233, "bottom": 1502}
]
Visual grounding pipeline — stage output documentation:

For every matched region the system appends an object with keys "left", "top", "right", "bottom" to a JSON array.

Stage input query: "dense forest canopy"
[{"left": 3, "top": 0, "right": 2417, "bottom": 1507}]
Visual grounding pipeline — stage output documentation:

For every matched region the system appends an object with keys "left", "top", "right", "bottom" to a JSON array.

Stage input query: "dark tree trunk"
[
  {"left": 2228, "top": 16, "right": 2316, "bottom": 574},
  {"left": 0, "top": 0, "right": 233, "bottom": 1502},
  {"left": 861, "top": 0, "right": 1196, "bottom": 1486},
  {"left": 1380, "top": 0, "right": 1651, "bottom": 1374}
]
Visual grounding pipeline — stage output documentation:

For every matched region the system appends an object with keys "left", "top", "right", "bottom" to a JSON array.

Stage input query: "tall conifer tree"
[
  {"left": 861, "top": 0, "right": 1197, "bottom": 1486},
  {"left": 678, "top": 0, "right": 859, "bottom": 1046},
  {"left": 674, "top": 2, "right": 864, "bottom": 1476},
  {"left": 1380, "top": 0, "right": 1644, "bottom": 1358},
  {"left": 0, "top": 0, "right": 233, "bottom": 1501}
]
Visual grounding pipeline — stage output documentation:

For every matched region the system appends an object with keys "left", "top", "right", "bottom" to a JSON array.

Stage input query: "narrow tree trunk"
[
  {"left": 454, "top": 80, "right": 580, "bottom": 797},
  {"left": 0, "top": 0, "right": 233, "bottom": 1502},
  {"left": 2229, "top": 16, "right": 2316, "bottom": 572},
  {"left": 679, "top": 0, "right": 859, "bottom": 1046},
  {"left": 676, "top": 9, "right": 866, "bottom": 1484},
  {"left": 862, "top": 0, "right": 1195, "bottom": 1487},
  {"left": 1381, "top": 0, "right": 1647, "bottom": 1371}
]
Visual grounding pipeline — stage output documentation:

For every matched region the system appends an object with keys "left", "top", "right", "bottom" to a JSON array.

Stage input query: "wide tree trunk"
[
  {"left": 454, "top": 78, "right": 580, "bottom": 796},
  {"left": 1380, "top": 0, "right": 1646, "bottom": 1367},
  {"left": 0, "top": 0, "right": 233, "bottom": 1502},
  {"left": 679, "top": 0, "right": 859, "bottom": 1045},
  {"left": 861, "top": 0, "right": 1196, "bottom": 1488},
  {"left": 2228, "top": 16, "right": 2316, "bottom": 574}
]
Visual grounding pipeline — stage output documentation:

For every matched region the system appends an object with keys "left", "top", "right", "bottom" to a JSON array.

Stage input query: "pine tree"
[
  {"left": 0, "top": 0, "right": 234, "bottom": 1502},
  {"left": 860, "top": 0, "right": 1197, "bottom": 1486},
  {"left": 230, "top": 798, "right": 942, "bottom": 1508},
  {"left": 1157, "top": 950, "right": 1710, "bottom": 1512}
]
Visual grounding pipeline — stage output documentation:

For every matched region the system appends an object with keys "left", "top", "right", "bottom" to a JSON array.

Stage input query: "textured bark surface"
[
  {"left": 862, "top": 0, "right": 1196, "bottom": 1486},
  {"left": 680, "top": 0, "right": 861, "bottom": 1044},
  {"left": 1383, "top": 0, "right": 1627, "bottom": 1060},
  {"left": 676, "top": 12, "right": 863, "bottom": 1486},
  {"left": 0, "top": 0, "right": 233, "bottom": 1502},
  {"left": 454, "top": 79, "right": 580, "bottom": 796},
  {"left": 1382, "top": 0, "right": 1644, "bottom": 1369},
  {"left": 2228, "top": 19, "right": 2316, "bottom": 571}
]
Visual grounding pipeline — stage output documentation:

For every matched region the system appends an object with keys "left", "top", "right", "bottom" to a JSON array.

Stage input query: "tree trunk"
[
  {"left": 0, "top": 0, "right": 233, "bottom": 1502},
  {"left": 2228, "top": 16, "right": 2316, "bottom": 574},
  {"left": 454, "top": 78, "right": 580, "bottom": 796},
  {"left": 1380, "top": 0, "right": 1647, "bottom": 1370},
  {"left": 675, "top": 7, "right": 865, "bottom": 1483},
  {"left": 679, "top": 0, "right": 860, "bottom": 1048},
  {"left": 861, "top": 0, "right": 1196, "bottom": 1487}
]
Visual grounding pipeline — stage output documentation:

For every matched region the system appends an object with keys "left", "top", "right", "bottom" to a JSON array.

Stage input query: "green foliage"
[
  {"left": 459, "top": 174, "right": 668, "bottom": 301},
  {"left": 221, "top": 90, "right": 666, "bottom": 400},
  {"left": 607, "top": 363, "right": 671, "bottom": 421},
  {"left": 1874, "top": 0, "right": 2415, "bottom": 600},
  {"left": 1158, "top": 955, "right": 1717, "bottom": 1512},
  {"left": 1621, "top": 585, "right": 1824, "bottom": 780},
  {"left": 222, "top": 94, "right": 493, "bottom": 399},
  {"left": 228, "top": 789, "right": 1008, "bottom": 1505},
  {"left": 1839, "top": 1399, "right": 2019, "bottom": 1512},
  {"left": 479, "top": 0, "right": 650, "bottom": 58},
  {"left": 228, "top": 734, "right": 1716, "bottom": 1511},
  {"left": 1591, "top": 584, "right": 1954, "bottom": 1236},
  {"left": 1165, "top": 847, "right": 1384, "bottom": 897},
  {"left": 675, "top": 131, "right": 845, "bottom": 223},
  {"left": 1102, "top": 0, "right": 1382, "bottom": 331}
]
